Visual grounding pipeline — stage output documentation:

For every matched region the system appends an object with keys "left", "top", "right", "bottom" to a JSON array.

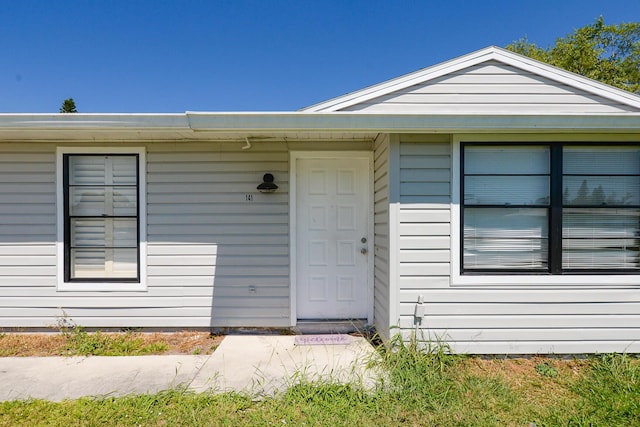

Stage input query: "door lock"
[{"left": 361, "top": 237, "right": 367, "bottom": 243}]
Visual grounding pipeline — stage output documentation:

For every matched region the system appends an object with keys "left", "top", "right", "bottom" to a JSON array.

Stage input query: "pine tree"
[{"left": 59, "top": 98, "right": 78, "bottom": 113}]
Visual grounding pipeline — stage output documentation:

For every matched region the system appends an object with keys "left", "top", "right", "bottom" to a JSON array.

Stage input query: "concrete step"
[{"left": 293, "top": 319, "right": 368, "bottom": 334}]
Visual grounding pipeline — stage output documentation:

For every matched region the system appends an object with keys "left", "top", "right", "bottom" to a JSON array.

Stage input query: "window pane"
[
  {"left": 464, "top": 208, "right": 548, "bottom": 270},
  {"left": 564, "top": 147, "right": 640, "bottom": 175},
  {"left": 66, "top": 154, "right": 139, "bottom": 282},
  {"left": 563, "top": 241, "right": 639, "bottom": 269},
  {"left": 563, "top": 176, "right": 640, "bottom": 206},
  {"left": 110, "top": 156, "right": 138, "bottom": 185},
  {"left": 69, "top": 156, "right": 106, "bottom": 186},
  {"left": 464, "top": 176, "right": 549, "bottom": 205},
  {"left": 464, "top": 239, "right": 549, "bottom": 269},
  {"left": 563, "top": 209, "right": 640, "bottom": 269},
  {"left": 465, "top": 146, "right": 549, "bottom": 174},
  {"left": 70, "top": 218, "right": 138, "bottom": 248},
  {"left": 70, "top": 156, "right": 136, "bottom": 186},
  {"left": 563, "top": 208, "right": 640, "bottom": 238},
  {"left": 69, "top": 186, "right": 137, "bottom": 216},
  {"left": 71, "top": 248, "right": 138, "bottom": 279}
]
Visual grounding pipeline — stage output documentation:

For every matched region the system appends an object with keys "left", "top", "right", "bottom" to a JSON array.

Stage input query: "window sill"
[
  {"left": 57, "top": 282, "right": 147, "bottom": 292},
  {"left": 451, "top": 273, "right": 640, "bottom": 288}
]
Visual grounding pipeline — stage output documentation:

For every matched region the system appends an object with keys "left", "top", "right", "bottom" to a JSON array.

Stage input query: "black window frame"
[
  {"left": 63, "top": 153, "right": 141, "bottom": 283},
  {"left": 461, "top": 142, "right": 640, "bottom": 275}
]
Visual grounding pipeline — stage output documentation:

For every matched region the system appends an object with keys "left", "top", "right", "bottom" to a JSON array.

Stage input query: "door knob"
[{"left": 361, "top": 247, "right": 368, "bottom": 254}]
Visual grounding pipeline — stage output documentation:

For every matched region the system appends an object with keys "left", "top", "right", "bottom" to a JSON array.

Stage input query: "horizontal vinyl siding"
[
  {"left": 396, "top": 136, "right": 640, "bottom": 354},
  {"left": 146, "top": 142, "right": 290, "bottom": 328},
  {"left": 373, "top": 134, "right": 391, "bottom": 339},
  {"left": 342, "top": 62, "right": 638, "bottom": 114},
  {"left": 396, "top": 137, "right": 453, "bottom": 342},
  {"left": 0, "top": 145, "right": 58, "bottom": 327},
  {"left": 0, "top": 141, "right": 294, "bottom": 329},
  {"left": 397, "top": 138, "right": 451, "bottom": 286}
]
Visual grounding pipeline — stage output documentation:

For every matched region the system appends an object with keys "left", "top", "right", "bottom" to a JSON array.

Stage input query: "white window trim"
[
  {"left": 56, "top": 147, "right": 147, "bottom": 291},
  {"left": 450, "top": 137, "right": 640, "bottom": 287}
]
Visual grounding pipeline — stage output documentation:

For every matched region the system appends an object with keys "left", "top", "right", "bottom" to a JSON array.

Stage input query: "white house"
[{"left": 2, "top": 46, "right": 640, "bottom": 353}]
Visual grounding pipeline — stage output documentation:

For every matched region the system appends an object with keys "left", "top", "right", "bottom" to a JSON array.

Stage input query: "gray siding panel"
[
  {"left": 342, "top": 61, "right": 638, "bottom": 114},
  {"left": 0, "top": 146, "right": 57, "bottom": 327},
  {"left": 0, "top": 141, "right": 295, "bottom": 329},
  {"left": 146, "top": 142, "right": 290, "bottom": 328},
  {"left": 395, "top": 138, "right": 453, "bottom": 344},
  {"left": 397, "top": 136, "right": 640, "bottom": 354}
]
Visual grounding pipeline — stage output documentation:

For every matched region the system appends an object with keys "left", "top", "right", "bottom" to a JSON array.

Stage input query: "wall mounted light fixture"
[{"left": 257, "top": 173, "right": 278, "bottom": 193}]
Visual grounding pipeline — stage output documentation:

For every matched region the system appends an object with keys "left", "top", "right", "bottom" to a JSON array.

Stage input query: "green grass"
[
  {"left": 541, "top": 353, "right": 640, "bottom": 426},
  {"left": 1, "top": 339, "right": 639, "bottom": 426},
  {"left": 62, "top": 328, "right": 168, "bottom": 356}
]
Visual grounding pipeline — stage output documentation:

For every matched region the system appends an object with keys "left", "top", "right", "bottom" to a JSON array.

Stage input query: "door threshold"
[{"left": 293, "top": 319, "right": 367, "bottom": 334}]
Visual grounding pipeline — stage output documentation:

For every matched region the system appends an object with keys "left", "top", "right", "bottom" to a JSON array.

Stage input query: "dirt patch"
[{"left": 0, "top": 331, "right": 223, "bottom": 357}]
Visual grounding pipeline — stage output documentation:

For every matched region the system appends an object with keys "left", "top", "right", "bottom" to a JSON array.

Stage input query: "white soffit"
[{"left": 301, "top": 46, "right": 640, "bottom": 112}]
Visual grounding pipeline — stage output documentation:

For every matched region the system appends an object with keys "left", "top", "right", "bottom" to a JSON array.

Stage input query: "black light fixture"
[{"left": 257, "top": 173, "right": 278, "bottom": 193}]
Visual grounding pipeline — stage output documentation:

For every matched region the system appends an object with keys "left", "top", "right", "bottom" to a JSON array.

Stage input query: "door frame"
[{"left": 289, "top": 151, "right": 374, "bottom": 326}]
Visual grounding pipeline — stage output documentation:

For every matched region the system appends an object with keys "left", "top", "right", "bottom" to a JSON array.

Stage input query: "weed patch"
[
  {"left": 0, "top": 330, "right": 221, "bottom": 357},
  {"left": 535, "top": 362, "right": 558, "bottom": 378},
  {"left": 62, "top": 328, "right": 168, "bottom": 356}
]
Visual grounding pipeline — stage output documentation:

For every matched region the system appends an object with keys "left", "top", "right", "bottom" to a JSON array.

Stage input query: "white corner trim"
[
  {"left": 387, "top": 136, "right": 402, "bottom": 328},
  {"left": 450, "top": 137, "right": 640, "bottom": 288},
  {"left": 450, "top": 138, "right": 462, "bottom": 285},
  {"left": 289, "top": 151, "right": 298, "bottom": 326},
  {"left": 56, "top": 146, "right": 147, "bottom": 292}
]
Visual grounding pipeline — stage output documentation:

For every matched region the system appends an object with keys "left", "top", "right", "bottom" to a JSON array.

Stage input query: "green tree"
[
  {"left": 59, "top": 98, "right": 78, "bottom": 113},
  {"left": 506, "top": 17, "right": 640, "bottom": 94}
]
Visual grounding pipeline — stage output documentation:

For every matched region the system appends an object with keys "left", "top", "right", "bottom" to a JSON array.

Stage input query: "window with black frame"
[
  {"left": 462, "top": 143, "right": 640, "bottom": 274},
  {"left": 63, "top": 154, "right": 140, "bottom": 282}
]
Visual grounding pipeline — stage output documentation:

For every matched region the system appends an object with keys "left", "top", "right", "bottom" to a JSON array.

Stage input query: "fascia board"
[
  {"left": 187, "top": 112, "right": 640, "bottom": 133},
  {"left": 0, "top": 113, "right": 190, "bottom": 130},
  {"left": 0, "top": 112, "right": 638, "bottom": 135},
  {"left": 302, "top": 46, "right": 640, "bottom": 112}
]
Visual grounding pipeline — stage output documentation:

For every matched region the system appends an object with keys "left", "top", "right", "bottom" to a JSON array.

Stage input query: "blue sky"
[{"left": 1, "top": 0, "right": 639, "bottom": 113}]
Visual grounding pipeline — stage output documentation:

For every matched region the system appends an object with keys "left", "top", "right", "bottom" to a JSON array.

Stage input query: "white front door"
[{"left": 295, "top": 155, "right": 370, "bottom": 320}]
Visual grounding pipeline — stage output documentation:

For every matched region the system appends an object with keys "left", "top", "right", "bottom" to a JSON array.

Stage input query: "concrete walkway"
[{"left": 0, "top": 335, "right": 379, "bottom": 402}]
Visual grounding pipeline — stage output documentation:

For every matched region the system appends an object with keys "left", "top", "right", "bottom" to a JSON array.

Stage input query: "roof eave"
[
  {"left": 0, "top": 113, "right": 190, "bottom": 131},
  {"left": 187, "top": 112, "right": 640, "bottom": 133},
  {"left": 0, "top": 112, "right": 638, "bottom": 142}
]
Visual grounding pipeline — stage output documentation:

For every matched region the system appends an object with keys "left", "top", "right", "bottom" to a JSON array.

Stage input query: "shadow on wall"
[{"left": 208, "top": 174, "right": 291, "bottom": 329}]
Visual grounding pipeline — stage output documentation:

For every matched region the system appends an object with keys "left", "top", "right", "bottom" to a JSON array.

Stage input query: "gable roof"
[
  {"left": 0, "top": 47, "right": 639, "bottom": 143},
  {"left": 301, "top": 46, "right": 640, "bottom": 113}
]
